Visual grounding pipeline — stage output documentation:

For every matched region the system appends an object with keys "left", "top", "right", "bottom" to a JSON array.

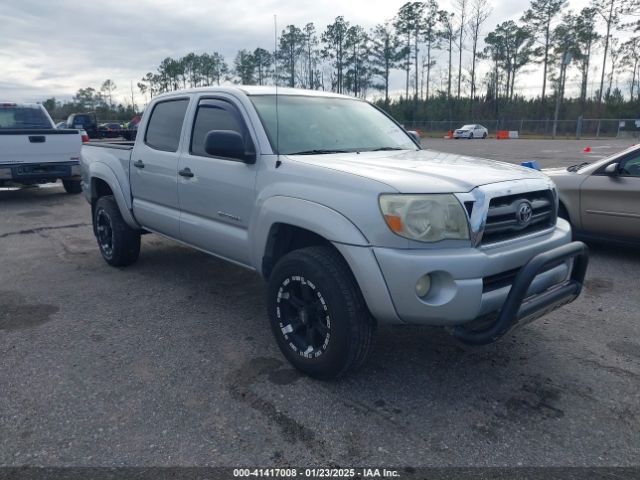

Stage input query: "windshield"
[
  {"left": 249, "top": 95, "right": 417, "bottom": 155},
  {"left": 0, "top": 106, "right": 52, "bottom": 129},
  {"left": 460, "top": 124, "right": 475, "bottom": 130}
]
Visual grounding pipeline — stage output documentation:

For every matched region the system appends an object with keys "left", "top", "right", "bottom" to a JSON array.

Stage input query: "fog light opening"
[{"left": 415, "top": 274, "right": 432, "bottom": 298}]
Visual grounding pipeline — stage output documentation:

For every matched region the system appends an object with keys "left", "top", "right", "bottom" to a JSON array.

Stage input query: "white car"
[{"left": 454, "top": 124, "right": 488, "bottom": 139}]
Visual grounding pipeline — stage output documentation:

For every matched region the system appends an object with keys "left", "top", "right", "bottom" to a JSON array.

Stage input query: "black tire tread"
[
  {"left": 94, "top": 195, "right": 140, "bottom": 267},
  {"left": 271, "top": 245, "right": 375, "bottom": 379}
]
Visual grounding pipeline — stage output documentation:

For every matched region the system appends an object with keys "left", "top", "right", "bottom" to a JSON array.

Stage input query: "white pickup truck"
[
  {"left": 0, "top": 102, "right": 85, "bottom": 193},
  {"left": 80, "top": 87, "right": 589, "bottom": 379}
]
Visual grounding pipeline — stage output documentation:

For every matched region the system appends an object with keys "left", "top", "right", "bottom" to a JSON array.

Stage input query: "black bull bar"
[{"left": 453, "top": 241, "right": 589, "bottom": 345}]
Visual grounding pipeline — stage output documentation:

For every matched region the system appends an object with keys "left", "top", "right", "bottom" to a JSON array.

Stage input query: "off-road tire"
[
  {"left": 93, "top": 195, "right": 140, "bottom": 267},
  {"left": 267, "top": 246, "right": 375, "bottom": 380}
]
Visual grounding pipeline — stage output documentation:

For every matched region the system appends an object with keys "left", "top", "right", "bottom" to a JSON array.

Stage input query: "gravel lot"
[
  {"left": 421, "top": 138, "right": 636, "bottom": 169},
  {"left": 1, "top": 140, "right": 639, "bottom": 468}
]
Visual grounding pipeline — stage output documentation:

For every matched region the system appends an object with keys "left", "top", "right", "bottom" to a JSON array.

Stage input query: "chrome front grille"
[{"left": 480, "top": 189, "right": 556, "bottom": 245}]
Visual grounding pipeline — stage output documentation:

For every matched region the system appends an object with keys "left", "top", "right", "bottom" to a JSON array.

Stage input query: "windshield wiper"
[
  {"left": 287, "top": 149, "right": 350, "bottom": 155},
  {"left": 567, "top": 162, "right": 590, "bottom": 172},
  {"left": 369, "top": 147, "right": 406, "bottom": 151}
]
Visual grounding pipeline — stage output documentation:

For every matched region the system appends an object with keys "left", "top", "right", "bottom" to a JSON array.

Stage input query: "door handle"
[
  {"left": 133, "top": 159, "right": 145, "bottom": 168},
  {"left": 179, "top": 167, "right": 194, "bottom": 178}
]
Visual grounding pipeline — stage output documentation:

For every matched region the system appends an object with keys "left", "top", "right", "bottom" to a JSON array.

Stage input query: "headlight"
[{"left": 379, "top": 194, "right": 470, "bottom": 242}]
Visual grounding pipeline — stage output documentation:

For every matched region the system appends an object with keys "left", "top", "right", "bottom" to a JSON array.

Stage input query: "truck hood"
[{"left": 287, "top": 149, "right": 549, "bottom": 193}]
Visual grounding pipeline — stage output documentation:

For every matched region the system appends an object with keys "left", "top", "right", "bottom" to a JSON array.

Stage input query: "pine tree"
[
  {"left": 521, "top": 0, "right": 567, "bottom": 101},
  {"left": 234, "top": 49, "right": 256, "bottom": 85},
  {"left": 253, "top": 48, "right": 273, "bottom": 86},
  {"left": 370, "top": 22, "right": 401, "bottom": 107},
  {"left": 321, "top": 16, "right": 350, "bottom": 93},
  {"left": 278, "top": 25, "right": 305, "bottom": 87}
]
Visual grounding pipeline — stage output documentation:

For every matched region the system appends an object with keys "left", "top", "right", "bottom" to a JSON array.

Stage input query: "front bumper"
[{"left": 371, "top": 220, "right": 587, "bottom": 333}]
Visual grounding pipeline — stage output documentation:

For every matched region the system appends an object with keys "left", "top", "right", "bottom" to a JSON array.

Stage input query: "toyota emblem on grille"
[{"left": 516, "top": 201, "right": 533, "bottom": 226}]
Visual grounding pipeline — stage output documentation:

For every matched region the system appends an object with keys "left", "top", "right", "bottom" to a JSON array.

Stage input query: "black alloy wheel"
[
  {"left": 267, "top": 246, "right": 375, "bottom": 379},
  {"left": 276, "top": 275, "right": 331, "bottom": 359},
  {"left": 96, "top": 209, "right": 114, "bottom": 260}
]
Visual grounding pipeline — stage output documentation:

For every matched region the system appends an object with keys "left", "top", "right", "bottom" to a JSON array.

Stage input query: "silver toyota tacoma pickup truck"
[{"left": 80, "top": 86, "right": 588, "bottom": 379}]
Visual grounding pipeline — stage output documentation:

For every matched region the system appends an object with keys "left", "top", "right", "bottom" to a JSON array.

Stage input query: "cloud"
[{"left": 0, "top": 0, "right": 615, "bottom": 104}]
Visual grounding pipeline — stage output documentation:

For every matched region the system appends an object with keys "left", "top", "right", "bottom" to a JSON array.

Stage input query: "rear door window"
[{"left": 145, "top": 99, "right": 190, "bottom": 152}]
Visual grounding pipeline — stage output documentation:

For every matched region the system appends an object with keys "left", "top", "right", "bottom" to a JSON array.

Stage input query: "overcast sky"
[{"left": 0, "top": 0, "right": 620, "bottom": 106}]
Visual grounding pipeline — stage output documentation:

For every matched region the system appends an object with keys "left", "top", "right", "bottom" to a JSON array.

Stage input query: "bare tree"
[
  {"left": 454, "top": 0, "right": 469, "bottom": 99},
  {"left": 621, "top": 37, "right": 640, "bottom": 100},
  {"left": 101, "top": 79, "right": 116, "bottom": 109},
  {"left": 439, "top": 11, "right": 456, "bottom": 101},
  {"left": 573, "top": 8, "right": 599, "bottom": 111},
  {"left": 551, "top": 14, "right": 577, "bottom": 137},
  {"left": 302, "top": 23, "right": 320, "bottom": 89},
  {"left": 468, "top": 0, "right": 492, "bottom": 106},
  {"left": 422, "top": 0, "right": 442, "bottom": 102},
  {"left": 605, "top": 38, "right": 621, "bottom": 99},
  {"left": 137, "top": 82, "right": 148, "bottom": 105},
  {"left": 591, "top": 0, "right": 624, "bottom": 105}
]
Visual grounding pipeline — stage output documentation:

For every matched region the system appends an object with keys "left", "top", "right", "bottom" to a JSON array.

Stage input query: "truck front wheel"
[
  {"left": 93, "top": 195, "right": 140, "bottom": 267},
  {"left": 267, "top": 246, "right": 375, "bottom": 380}
]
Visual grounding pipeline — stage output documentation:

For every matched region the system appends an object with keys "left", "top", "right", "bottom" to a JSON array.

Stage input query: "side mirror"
[
  {"left": 204, "top": 130, "right": 255, "bottom": 164},
  {"left": 604, "top": 163, "right": 619, "bottom": 175}
]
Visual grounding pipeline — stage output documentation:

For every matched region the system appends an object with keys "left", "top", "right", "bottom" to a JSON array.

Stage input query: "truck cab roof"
[{"left": 152, "top": 86, "right": 357, "bottom": 100}]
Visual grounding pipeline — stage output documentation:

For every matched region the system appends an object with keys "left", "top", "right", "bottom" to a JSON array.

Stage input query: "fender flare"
[
  {"left": 89, "top": 162, "right": 140, "bottom": 230},
  {"left": 250, "top": 196, "right": 369, "bottom": 276}
]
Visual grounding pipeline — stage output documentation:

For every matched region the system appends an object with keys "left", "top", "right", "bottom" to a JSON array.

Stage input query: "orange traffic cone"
[{"left": 583, "top": 146, "right": 591, "bottom": 153}]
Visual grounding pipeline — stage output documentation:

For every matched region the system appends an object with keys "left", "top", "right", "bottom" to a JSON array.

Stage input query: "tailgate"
[{"left": 0, "top": 130, "right": 81, "bottom": 166}]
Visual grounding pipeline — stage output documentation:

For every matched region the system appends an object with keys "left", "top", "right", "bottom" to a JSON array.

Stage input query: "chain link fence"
[{"left": 403, "top": 118, "right": 640, "bottom": 139}]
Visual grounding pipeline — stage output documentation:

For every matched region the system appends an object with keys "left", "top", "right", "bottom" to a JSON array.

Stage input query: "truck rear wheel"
[
  {"left": 62, "top": 179, "right": 82, "bottom": 194},
  {"left": 93, "top": 195, "right": 140, "bottom": 267},
  {"left": 267, "top": 246, "right": 375, "bottom": 380}
]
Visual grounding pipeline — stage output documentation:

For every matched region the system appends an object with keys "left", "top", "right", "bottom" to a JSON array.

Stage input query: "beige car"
[{"left": 544, "top": 145, "right": 640, "bottom": 244}]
